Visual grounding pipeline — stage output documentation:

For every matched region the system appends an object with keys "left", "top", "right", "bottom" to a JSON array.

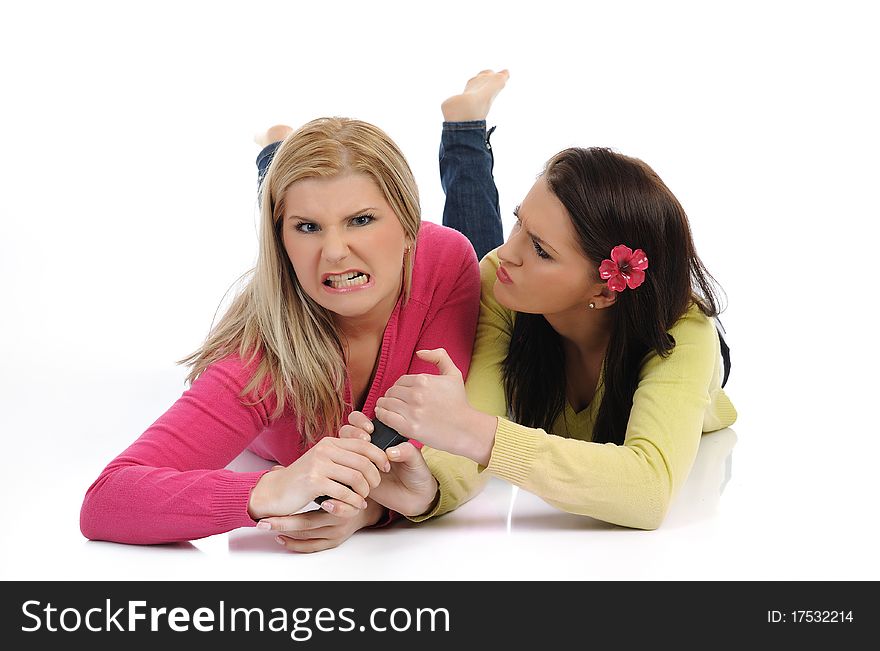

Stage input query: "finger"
[
  {"left": 376, "top": 395, "right": 410, "bottom": 415},
  {"left": 339, "top": 424, "right": 371, "bottom": 441},
  {"left": 316, "top": 499, "right": 363, "bottom": 519},
  {"left": 389, "top": 374, "right": 423, "bottom": 388},
  {"left": 334, "top": 438, "right": 392, "bottom": 473},
  {"left": 347, "top": 410, "right": 374, "bottom": 433},
  {"left": 381, "top": 385, "right": 417, "bottom": 404},
  {"left": 318, "top": 477, "right": 370, "bottom": 510},
  {"left": 257, "top": 511, "right": 329, "bottom": 533},
  {"left": 271, "top": 465, "right": 285, "bottom": 471},
  {"left": 386, "top": 441, "right": 422, "bottom": 467},
  {"left": 416, "top": 348, "right": 462, "bottom": 378},
  {"left": 329, "top": 464, "right": 375, "bottom": 499},
  {"left": 374, "top": 405, "right": 411, "bottom": 437},
  {"left": 275, "top": 534, "right": 337, "bottom": 553}
]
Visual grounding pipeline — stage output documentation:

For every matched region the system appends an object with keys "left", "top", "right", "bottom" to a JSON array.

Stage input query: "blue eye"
[
  {"left": 351, "top": 214, "right": 375, "bottom": 226},
  {"left": 295, "top": 222, "right": 319, "bottom": 233}
]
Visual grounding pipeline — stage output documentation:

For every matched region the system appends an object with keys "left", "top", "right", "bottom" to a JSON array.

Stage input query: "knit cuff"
[
  {"left": 484, "top": 418, "right": 540, "bottom": 485},
  {"left": 212, "top": 470, "right": 271, "bottom": 530}
]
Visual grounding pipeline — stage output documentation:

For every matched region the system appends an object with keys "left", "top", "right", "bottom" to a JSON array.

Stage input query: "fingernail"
[
  {"left": 362, "top": 499, "right": 369, "bottom": 509},
  {"left": 256, "top": 521, "right": 271, "bottom": 530},
  {"left": 361, "top": 434, "right": 371, "bottom": 441},
  {"left": 275, "top": 536, "right": 285, "bottom": 546},
  {"left": 321, "top": 501, "right": 335, "bottom": 513},
  {"left": 385, "top": 462, "right": 391, "bottom": 472},
  {"left": 388, "top": 448, "right": 400, "bottom": 459}
]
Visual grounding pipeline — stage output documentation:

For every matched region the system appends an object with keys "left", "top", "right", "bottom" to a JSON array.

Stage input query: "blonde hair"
[{"left": 180, "top": 118, "right": 421, "bottom": 444}]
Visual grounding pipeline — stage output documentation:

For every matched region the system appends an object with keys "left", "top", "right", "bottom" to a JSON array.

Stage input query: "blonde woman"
[{"left": 80, "top": 118, "right": 481, "bottom": 552}]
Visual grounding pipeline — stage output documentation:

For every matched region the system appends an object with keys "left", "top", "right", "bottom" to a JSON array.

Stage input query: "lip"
[
  {"left": 496, "top": 265, "right": 513, "bottom": 285},
  {"left": 321, "top": 268, "right": 368, "bottom": 283},
  {"left": 321, "top": 269, "right": 374, "bottom": 294}
]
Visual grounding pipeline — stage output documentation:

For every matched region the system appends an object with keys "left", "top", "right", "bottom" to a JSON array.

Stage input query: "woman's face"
[
  {"left": 494, "top": 177, "right": 604, "bottom": 316},
  {"left": 280, "top": 172, "right": 409, "bottom": 321}
]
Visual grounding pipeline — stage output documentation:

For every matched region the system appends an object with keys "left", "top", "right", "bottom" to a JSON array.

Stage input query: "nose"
[
  {"left": 322, "top": 228, "right": 350, "bottom": 264},
  {"left": 497, "top": 231, "right": 522, "bottom": 266}
]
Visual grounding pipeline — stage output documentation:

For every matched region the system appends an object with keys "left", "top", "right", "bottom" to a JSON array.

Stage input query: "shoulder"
[
  {"left": 639, "top": 303, "right": 719, "bottom": 383},
  {"left": 409, "top": 222, "right": 480, "bottom": 303},
  {"left": 193, "top": 352, "right": 263, "bottom": 393},
  {"left": 414, "top": 222, "right": 478, "bottom": 267},
  {"left": 478, "top": 248, "right": 502, "bottom": 286},
  {"left": 668, "top": 302, "right": 718, "bottom": 349},
  {"left": 192, "top": 350, "right": 278, "bottom": 420}
]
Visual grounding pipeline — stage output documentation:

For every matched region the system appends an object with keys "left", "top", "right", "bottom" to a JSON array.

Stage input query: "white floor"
[{"left": 1, "top": 362, "right": 876, "bottom": 582}]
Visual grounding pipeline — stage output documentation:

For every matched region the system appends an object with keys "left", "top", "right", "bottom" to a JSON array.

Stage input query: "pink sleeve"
[
  {"left": 403, "top": 241, "right": 481, "bottom": 457},
  {"left": 408, "top": 249, "right": 481, "bottom": 382},
  {"left": 80, "top": 356, "right": 274, "bottom": 544}
]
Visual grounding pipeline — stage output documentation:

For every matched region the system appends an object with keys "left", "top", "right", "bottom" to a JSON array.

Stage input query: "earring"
[{"left": 588, "top": 302, "right": 595, "bottom": 309}]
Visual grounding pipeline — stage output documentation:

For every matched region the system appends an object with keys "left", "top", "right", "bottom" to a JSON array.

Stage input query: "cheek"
[
  {"left": 366, "top": 228, "right": 406, "bottom": 264},
  {"left": 528, "top": 267, "right": 590, "bottom": 308},
  {"left": 282, "top": 238, "right": 318, "bottom": 283}
]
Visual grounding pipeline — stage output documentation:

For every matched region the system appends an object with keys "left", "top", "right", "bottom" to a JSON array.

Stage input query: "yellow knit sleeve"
[
  {"left": 464, "top": 251, "right": 511, "bottom": 417},
  {"left": 484, "top": 305, "right": 733, "bottom": 530}
]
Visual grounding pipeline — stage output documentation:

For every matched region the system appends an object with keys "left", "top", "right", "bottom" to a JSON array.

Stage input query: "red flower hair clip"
[{"left": 599, "top": 245, "right": 649, "bottom": 292}]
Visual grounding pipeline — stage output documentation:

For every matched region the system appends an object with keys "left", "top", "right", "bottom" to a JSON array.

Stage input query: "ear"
[{"left": 590, "top": 283, "right": 618, "bottom": 309}]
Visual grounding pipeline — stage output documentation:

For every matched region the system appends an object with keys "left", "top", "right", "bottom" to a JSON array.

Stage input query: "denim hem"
[{"left": 442, "top": 120, "right": 488, "bottom": 130}]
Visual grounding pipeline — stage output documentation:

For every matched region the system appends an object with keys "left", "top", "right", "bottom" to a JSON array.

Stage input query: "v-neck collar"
[{"left": 343, "top": 295, "right": 402, "bottom": 417}]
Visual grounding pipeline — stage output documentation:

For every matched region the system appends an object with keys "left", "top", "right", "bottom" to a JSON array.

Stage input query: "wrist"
[
  {"left": 247, "top": 470, "right": 277, "bottom": 521},
  {"left": 363, "top": 498, "right": 386, "bottom": 527},
  {"left": 461, "top": 410, "right": 497, "bottom": 466},
  {"left": 412, "top": 482, "right": 440, "bottom": 518}
]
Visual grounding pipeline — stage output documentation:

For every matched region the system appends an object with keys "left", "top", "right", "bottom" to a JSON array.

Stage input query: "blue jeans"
[{"left": 255, "top": 120, "right": 504, "bottom": 260}]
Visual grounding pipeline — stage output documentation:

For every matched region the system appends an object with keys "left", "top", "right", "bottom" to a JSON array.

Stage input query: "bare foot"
[
  {"left": 441, "top": 69, "right": 510, "bottom": 122},
  {"left": 254, "top": 124, "right": 294, "bottom": 148}
]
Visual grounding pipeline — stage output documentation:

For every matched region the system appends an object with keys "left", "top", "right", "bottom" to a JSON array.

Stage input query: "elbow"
[
  {"left": 630, "top": 502, "right": 668, "bottom": 531},
  {"left": 79, "top": 487, "right": 105, "bottom": 541},
  {"left": 79, "top": 474, "right": 118, "bottom": 542},
  {"left": 601, "top": 478, "right": 671, "bottom": 531},
  {"left": 628, "top": 481, "right": 671, "bottom": 531}
]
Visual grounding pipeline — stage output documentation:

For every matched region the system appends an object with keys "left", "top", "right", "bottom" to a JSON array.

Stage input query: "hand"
[
  {"left": 339, "top": 411, "right": 439, "bottom": 517},
  {"left": 247, "top": 436, "right": 391, "bottom": 521},
  {"left": 259, "top": 499, "right": 386, "bottom": 553},
  {"left": 374, "top": 348, "right": 498, "bottom": 464}
]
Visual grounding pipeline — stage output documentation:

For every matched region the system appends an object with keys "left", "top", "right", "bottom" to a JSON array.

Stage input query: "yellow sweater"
[{"left": 414, "top": 250, "right": 738, "bottom": 530}]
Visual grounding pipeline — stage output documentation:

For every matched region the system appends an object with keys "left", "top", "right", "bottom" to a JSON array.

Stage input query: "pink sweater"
[{"left": 80, "top": 222, "right": 480, "bottom": 544}]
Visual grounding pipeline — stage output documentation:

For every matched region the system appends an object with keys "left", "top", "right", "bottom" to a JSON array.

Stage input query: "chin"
[{"left": 492, "top": 280, "right": 518, "bottom": 310}]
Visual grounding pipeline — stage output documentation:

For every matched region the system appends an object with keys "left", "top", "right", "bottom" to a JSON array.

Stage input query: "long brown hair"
[{"left": 502, "top": 147, "right": 723, "bottom": 444}]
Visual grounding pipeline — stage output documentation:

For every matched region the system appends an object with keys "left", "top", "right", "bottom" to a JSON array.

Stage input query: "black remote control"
[{"left": 313, "top": 419, "right": 409, "bottom": 505}]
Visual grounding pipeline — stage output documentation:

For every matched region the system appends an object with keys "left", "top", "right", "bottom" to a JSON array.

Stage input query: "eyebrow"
[
  {"left": 286, "top": 207, "right": 379, "bottom": 222},
  {"left": 513, "top": 204, "right": 559, "bottom": 255}
]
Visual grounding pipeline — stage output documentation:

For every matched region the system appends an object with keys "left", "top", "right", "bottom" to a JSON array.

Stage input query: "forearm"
[
  {"left": 484, "top": 418, "right": 696, "bottom": 530},
  {"left": 81, "top": 464, "right": 266, "bottom": 544}
]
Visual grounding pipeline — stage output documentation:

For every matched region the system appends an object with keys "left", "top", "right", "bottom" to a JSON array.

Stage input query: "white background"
[{"left": 1, "top": 0, "right": 878, "bottom": 581}]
